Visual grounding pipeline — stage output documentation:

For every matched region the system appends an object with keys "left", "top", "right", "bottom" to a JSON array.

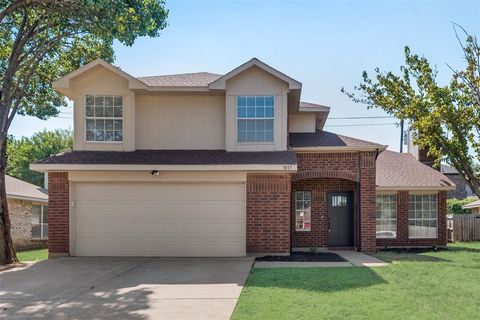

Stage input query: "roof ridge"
[{"left": 137, "top": 72, "right": 223, "bottom": 79}]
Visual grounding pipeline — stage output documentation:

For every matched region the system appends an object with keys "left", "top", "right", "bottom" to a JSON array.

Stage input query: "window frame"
[
  {"left": 295, "top": 191, "right": 312, "bottom": 232},
  {"left": 85, "top": 95, "right": 124, "bottom": 143},
  {"left": 236, "top": 95, "right": 275, "bottom": 144},
  {"left": 408, "top": 193, "right": 438, "bottom": 239},
  {"left": 375, "top": 194, "right": 397, "bottom": 239},
  {"left": 32, "top": 204, "right": 48, "bottom": 240}
]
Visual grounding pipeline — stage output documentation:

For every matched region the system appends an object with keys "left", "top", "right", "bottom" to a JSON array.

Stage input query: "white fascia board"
[{"left": 30, "top": 163, "right": 298, "bottom": 173}]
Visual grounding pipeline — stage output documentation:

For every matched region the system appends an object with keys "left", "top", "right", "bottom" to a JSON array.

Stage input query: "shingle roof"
[
  {"left": 138, "top": 72, "right": 222, "bottom": 87},
  {"left": 289, "top": 130, "right": 385, "bottom": 148},
  {"left": 376, "top": 150, "right": 455, "bottom": 189},
  {"left": 35, "top": 150, "right": 297, "bottom": 165},
  {"left": 6, "top": 175, "right": 48, "bottom": 202},
  {"left": 299, "top": 101, "right": 330, "bottom": 111}
]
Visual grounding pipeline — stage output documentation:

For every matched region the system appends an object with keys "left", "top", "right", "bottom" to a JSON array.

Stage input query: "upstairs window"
[
  {"left": 85, "top": 95, "right": 123, "bottom": 142},
  {"left": 237, "top": 96, "right": 274, "bottom": 143}
]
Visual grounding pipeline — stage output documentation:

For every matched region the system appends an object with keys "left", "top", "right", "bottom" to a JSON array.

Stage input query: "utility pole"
[{"left": 399, "top": 119, "right": 404, "bottom": 153}]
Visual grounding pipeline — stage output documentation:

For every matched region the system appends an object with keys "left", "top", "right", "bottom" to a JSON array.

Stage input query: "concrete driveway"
[{"left": 0, "top": 257, "right": 253, "bottom": 320}]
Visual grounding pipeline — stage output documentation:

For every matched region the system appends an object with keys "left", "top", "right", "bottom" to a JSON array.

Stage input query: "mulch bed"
[
  {"left": 255, "top": 252, "right": 347, "bottom": 262},
  {"left": 378, "top": 247, "right": 448, "bottom": 254}
]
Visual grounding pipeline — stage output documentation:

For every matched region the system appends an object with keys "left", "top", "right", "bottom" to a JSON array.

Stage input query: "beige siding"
[
  {"left": 72, "top": 181, "right": 246, "bottom": 257},
  {"left": 71, "top": 66, "right": 135, "bottom": 151},
  {"left": 289, "top": 112, "right": 316, "bottom": 133},
  {"left": 225, "top": 66, "right": 289, "bottom": 151},
  {"left": 135, "top": 94, "right": 225, "bottom": 149}
]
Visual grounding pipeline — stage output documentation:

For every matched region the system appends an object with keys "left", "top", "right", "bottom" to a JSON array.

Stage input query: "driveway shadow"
[
  {"left": 245, "top": 266, "right": 386, "bottom": 293},
  {"left": 0, "top": 257, "right": 253, "bottom": 320}
]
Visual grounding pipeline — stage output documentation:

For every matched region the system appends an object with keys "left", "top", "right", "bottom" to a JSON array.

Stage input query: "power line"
[
  {"left": 328, "top": 116, "right": 394, "bottom": 120},
  {"left": 325, "top": 122, "right": 398, "bottom": 127}
]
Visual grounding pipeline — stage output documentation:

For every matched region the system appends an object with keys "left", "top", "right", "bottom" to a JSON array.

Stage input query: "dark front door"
[{"left": 327, "top": 191, "right": 354, "bottom": 246}]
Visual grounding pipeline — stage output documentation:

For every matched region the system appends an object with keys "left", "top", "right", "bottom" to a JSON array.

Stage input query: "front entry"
[{"left": 327, "top": 191, "right": 354, "bottom": 247}]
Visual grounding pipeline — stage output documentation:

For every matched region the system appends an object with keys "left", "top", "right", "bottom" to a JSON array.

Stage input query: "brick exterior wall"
[
  {"left": 246, "top": 173, "right": 291, "bottom": 254},
  {"left": 377, "top": 191, "right": 447, "bottom": 247},
  {"left": 48, "top": 172, "right": 70, "bottom": 256},
  {"left": 8, "top": 199, "right": 47, "bottom": 250},
  {"left": 291, "top": 178, "right": 356, "bottom": 248},
  {"left": 291, "top": 152, "right": 377, "bottom": 252}
]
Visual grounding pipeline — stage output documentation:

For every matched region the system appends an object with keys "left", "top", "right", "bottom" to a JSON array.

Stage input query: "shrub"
[{"left": 447, "top": 198, "right": 476, "bottom": 215}]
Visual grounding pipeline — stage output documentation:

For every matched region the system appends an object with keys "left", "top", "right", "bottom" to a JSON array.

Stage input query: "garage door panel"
[{"left": 74, "top": 182, "right": 246, "bottom": 257}]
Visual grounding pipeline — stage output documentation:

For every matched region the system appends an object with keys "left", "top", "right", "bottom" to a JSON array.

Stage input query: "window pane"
[
  {"left": 256, "top": 106, "right": 265, "bottom": 117},
  {"left": 246, "top": 131, "right": 255, "bottom": 141},
  {"left": 86, "top": 131, "right": 95, "bottom": 141},
  {"left": 42, "top": 206, "right": 48, "bottom": 223},
  {"left": 237, "top": 106, "right": 247, "bottom": 118},
  {"left": 95, "top": 119, "right": 105, "bottom": 130},
  {"left": 114, "top": 107, "right": 122, "bottom": 117},
  {"left": 265, "top": 131, "right": 274, "bottom": 142},
  {"left": 105, "top": 107, "right": 114, "bottom": 117},
  {"left": 86, "top": 106, "right": 94, "bottom": 117},
  {"left": 255, "top": 96, "right": 265, "bottom": 106},
  {"left": 95, "top": 130, "right": 105, "bottom": 141},
  {"left": 94, "top": 106, "right": 104, "bottom": 117},
  {"left": 265, "top": 119, "right": 274, "bottom": 131},
  {"left": 246, "top": 106, "right": 256, "bottom": 118},
  {"left": 408, "top": 194, "right": 437, "bottom": 238},
  {"left": 265, "top": 106, "right": 274, "bottom": 117},
  {"left": 114, "top": 131, "right": 123, "bottom": 141},
  {"left": 42, "top": 224, "right": 48, "bottom": 239},
  {"left": 237, "top": 131, "right": 247, "bottom": 142},
  {"left": 95, "top": 96, "right": 104, "bottom": 106},
  {"left": 246, "top": 96, "right": 255, "bottom": 106},
  {"left": 255, "top": 131, "right": 265, "bottom": 142},
  {"left": 238, "top": 119, "right": 247, "bottom": 131},
  {"left": 376, "top": 194, "right": 397, "bottom": 238},
  {"left": 114, "top": 120, "right": 123, "bottom": 130},
  {"left": 31, "top": 206, "right": 41, "bottom": 224},
  {"left": 105, "top": 119, "right": 114, "bottom": 130},
  {"left": 32, "top": 224, "right": 41, "bottom": 239},
  {"left": 86, "top": 119, "right": 95, "bottom": 130},
  {"left": 246, "top": 120, "right": 256, "bottom": 131},
  {"left": 265, "top": 96, "right": 274, "bottom": 106},
  {"left": 114, "top": 96, "right": 123, "bottom": 107},
  {"left": 86, "top": 95, "right": 94, "bottom": 105},
  {"left": 105, "top": 131, "right": 114, "bottom": 141},
  {"left": 237, "top": 96, "right": 247, "bottom": 107},
  {"left": 105, "top": 96, "right": 113, "bottom": 107}
]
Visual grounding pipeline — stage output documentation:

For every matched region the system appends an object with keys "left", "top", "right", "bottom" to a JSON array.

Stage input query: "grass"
[
  {"left": 232, "top": 242, "right": 480, "bottom": 320},
  {"left": 17, "top": 248, "right": 48, "bottom": 262}
]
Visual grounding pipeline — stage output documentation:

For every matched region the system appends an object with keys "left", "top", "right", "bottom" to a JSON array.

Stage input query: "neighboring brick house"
[
  {"left": 31, "top": 58, "right": 455, "bottom": 258},
  {"left": 6, "top": 175, "right": 48, "bottom": 250}
]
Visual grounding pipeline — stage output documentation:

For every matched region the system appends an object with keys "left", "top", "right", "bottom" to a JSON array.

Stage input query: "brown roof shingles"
[
  {"left": 6, "top": 175, "right": 48, "bottom": 202},
  {"left": 36, "top": 150, "right": 297, "bottom": 166},
  {"left": 138, "top": 72, "right": 222, "bottom": 87},
  {"left": 376, "top": 150, "right": 455, "bottom": 188},
  {"left": 289, "top": 130, "right": 384, "bottom": 148}
]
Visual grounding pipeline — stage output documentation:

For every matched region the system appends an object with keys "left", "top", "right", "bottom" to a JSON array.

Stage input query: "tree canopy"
[
  {"left": 343, "top": 25, "right": 480, "bottom": 197},
  {"left": 7, "top": 129, "right": 73, "bottom": 186}
]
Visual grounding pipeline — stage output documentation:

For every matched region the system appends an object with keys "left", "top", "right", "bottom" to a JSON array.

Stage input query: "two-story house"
[{"left": 31, "top": 58, "right": 455, "bottom": 257}]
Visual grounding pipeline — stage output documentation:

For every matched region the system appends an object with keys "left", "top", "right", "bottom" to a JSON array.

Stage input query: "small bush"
[{"left": 447, "top": 198, "right": 476, "bottom": 215}]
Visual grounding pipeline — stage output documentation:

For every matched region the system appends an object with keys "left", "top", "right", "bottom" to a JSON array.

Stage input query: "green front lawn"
[
  {"left": 232, "top": 242, "right": 480, "bottom": 320},
  {"left": 17, "top": 248, "right": 48, "bottom": 262}
]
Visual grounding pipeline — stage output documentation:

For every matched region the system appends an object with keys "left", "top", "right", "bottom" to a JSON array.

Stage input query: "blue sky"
[{"left": 10, "top": 0, "right": 480, "bottom": 151}]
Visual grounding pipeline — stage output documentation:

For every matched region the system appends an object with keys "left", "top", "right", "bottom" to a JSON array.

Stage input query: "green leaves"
[
  {"left": 7, "top": 129, "right": 73, "bottom": 186},
  {"left": 344, "top": 26, "right": 480, "bottom": 197}
]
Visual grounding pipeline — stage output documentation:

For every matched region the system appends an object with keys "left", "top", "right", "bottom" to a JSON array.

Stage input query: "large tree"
[
  {"left": 343, "top": 26, "right": 480, "bottom": 198},
  {"left": 7, "top": 129, "right": 73, "bottom": 186},
  {"left": 0, "top": 0, "right": 168, "bottom": 264}
]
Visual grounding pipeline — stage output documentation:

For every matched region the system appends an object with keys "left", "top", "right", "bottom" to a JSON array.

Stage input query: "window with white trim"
[
  {"left": 237, "top": 96, "right": 274, "bottom": 142},
  {"left": 408, "top": 194, "right": 438, "bottom": 238},
  {"left": 295, "top": 191, "right": 311, "bottom": 231},
  {"left": 32, "top": 205, "right": 48, "bottom": 239},
  {"left": 376, "top": 194, "right": 397, "bottom": 238},
  {"left": 85, "top": 95, "right": 123, "bottom": 142}
]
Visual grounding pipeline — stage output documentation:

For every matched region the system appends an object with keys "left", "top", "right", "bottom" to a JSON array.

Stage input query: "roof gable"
[{"left": 208, "top": 58, "right": 302, "bottom": 91}]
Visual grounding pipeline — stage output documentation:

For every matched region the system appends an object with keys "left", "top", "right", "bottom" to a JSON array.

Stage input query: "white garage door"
[{"left": 73, "top": 182, "right": 245, "bottom": 257}]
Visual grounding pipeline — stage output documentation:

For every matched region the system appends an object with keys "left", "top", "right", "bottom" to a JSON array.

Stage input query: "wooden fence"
[{"left": 447, "top": 214, "right": 480, "bottom": 242}]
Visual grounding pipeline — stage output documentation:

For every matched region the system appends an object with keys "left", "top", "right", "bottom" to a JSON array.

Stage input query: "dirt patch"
[{"left": 256, "top": 252, "right": 347, "bottom": 262}]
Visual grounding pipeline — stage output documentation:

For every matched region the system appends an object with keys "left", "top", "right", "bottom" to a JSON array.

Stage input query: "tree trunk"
[
  {"left": 0, "top": 133, "right": 18, "bottom": 265},
  {"left": 463, "top": 169, "right": 480, "bottom": 199}
]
